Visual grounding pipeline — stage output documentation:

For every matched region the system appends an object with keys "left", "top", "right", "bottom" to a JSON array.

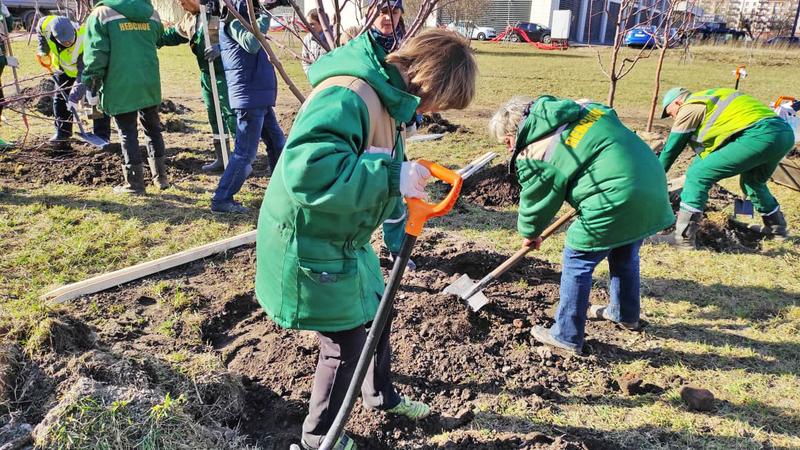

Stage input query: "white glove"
[
  {"left": 67, "top": 100, "right": 78, "bottom": 112},
  {"left": 399, "top": 161, "right": 431, "bottom": 199},
  {"left": 5, "top": 56, "right": 17, "bottom": 68},
  {"left": 86, "top": 90, "right": 99, "bottom": 106}
]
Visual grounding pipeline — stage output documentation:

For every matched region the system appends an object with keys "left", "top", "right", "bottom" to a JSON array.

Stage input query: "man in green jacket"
[
  {"left": 83, "top": 0, "right": 167, "bottom": 194},
  {"left": 159, "top": 0, "right": 235, "bottom": 173},
  {"left": 255, "top": 29, "right": 477, "bottom": 449},
  {"left": 653, "top": 87, "right": 794, "bottom": 247},
  {"left": 490, "top": 96, "right": 674, "bottom": 355}
]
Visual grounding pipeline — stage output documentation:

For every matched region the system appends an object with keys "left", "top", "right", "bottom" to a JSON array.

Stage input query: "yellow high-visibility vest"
[
  {"left": 686, "top": 88, "right": 776, "bottom": 158},
  {"left": 40, "top": 16, "right": 86, "bottom": 78}
]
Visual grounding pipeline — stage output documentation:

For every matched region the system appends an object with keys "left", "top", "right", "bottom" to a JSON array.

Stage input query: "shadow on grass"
[
  {"left": 472, "top": 410, "right": 797, "bottom": 450},
  {"left": 560, "top": 389, "right": 800, "bottom": 441},
  {"left": 643, "top": 277, "right": 799, "bottom": 321},
  {"left": 0, "top": 186, "right": 259, "bottom": 226}
]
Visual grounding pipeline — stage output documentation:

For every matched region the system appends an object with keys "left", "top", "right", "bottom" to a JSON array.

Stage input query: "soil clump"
[
  {"left": 21, "top": 231, "right": 645, "bottom": 449},
  {"left": 461, "top": 163, "right": 520, "bottom": 208}
]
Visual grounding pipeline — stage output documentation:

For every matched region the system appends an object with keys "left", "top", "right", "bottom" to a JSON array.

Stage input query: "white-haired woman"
[{"left": 490, "top": 95, "right": 673, "bottom": 355}]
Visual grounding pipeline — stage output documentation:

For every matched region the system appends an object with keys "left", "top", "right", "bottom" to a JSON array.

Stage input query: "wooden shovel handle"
[{"left": 487, "top": 208, "right": 577, "bottom": 279}]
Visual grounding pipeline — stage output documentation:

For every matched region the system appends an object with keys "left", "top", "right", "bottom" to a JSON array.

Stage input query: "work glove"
[
  {"left": 399, "top": 161, "right": 431, "bottom": 199},
  {"left": 204, "top": 43, "right": 221, "bottom": 61},
  {"left": 68, "top": 83, "right": 86, "bottom": 104},
  {"left": 4, "top": 55, "right": 17, "bottom": 68},
  {"left": 86, "top": 90, "right": 99, "bottom": 106},
  {"left": 522, "top": 237, "right": 542, "bottom": 250},
  {"left": 36, "top": 53, "right": 52, "bottom": 71}
]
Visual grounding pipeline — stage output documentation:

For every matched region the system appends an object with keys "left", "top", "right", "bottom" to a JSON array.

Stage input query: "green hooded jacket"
[
  {"left": 254, "top": 34, "right": 419, "bottom": 332},
  {"left": 83, "top": 0, "right": 163, "bottom": 116},
  {"left": 515, "top": 96, "right": 674, "bottom": 251}
]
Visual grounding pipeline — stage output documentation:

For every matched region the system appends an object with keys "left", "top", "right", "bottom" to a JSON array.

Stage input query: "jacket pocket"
[{"left": 296, "top": 258, "right": 361, "bottom": 326}]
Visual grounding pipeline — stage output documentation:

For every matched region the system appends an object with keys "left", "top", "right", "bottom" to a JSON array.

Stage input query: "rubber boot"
[
  {"left": 48, "top": 132, "right": 71, "bottom": 149},
  {"left": 202, "top": 138, "right": 227, "bottom": 174},
  {"left": 749, "top": 208, "right": 788, "bottom": 238},
  {"left": 648, "top": 209, "right": 702, "bottom": 250},
  {"left": 113, "top": 164, "right": 146, "bottom": 195},
  {"left": 148, "top": 157, "right": 170, "bottom": 190}
]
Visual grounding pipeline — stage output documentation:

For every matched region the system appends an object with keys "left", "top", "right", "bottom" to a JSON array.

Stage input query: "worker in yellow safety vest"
[
  {"left": 651, "top": 87, "right": 795, "bottom": 249},
  {"left": 36, "top": 15, "right": 111, "bottom": 148}
]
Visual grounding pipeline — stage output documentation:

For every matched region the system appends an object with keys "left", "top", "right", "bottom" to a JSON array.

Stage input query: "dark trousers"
[
  {"left": 113, "top": 105, "right": 165, "bottom": 165},
  {"left": 211, "top": 107, "right": 284, "bottom": 206},
  {"left": 53, "top": 71, "right": 111, "bottom": 140},
  {"left": 301, "top": 313, "right": 401, "bottom": 448}
]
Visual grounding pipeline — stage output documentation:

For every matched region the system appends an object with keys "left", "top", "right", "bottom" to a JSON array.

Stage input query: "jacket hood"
[
  {"left": 96, "top": 0, "right": 154, "bottom": 22},
  {"left": 516, "top": 96, "right": 583, "bottom": 151},
  {"left": 307, "top": 33, "right": 419, "bottom": 123}
]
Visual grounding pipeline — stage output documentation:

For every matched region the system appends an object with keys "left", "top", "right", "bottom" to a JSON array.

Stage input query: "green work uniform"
[
  {"left": 515, "top": 96, "right": 674, "bottom": 251},
  {"left": 159, "top": 16, "right": 236, "bottom": 136},
  {"left": 83, "top": 0, "right": 163, "bottom": 116},
  {"left": 254, "top": 33, "right": 417, "bottom": 332},
  {"left": 660, "top": 88, "right": 795, "bottom": 214}
]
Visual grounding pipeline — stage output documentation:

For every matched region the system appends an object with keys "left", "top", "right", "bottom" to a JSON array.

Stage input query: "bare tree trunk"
[
  {"left": 606, "top": 3, "right": 626, "bottom": 107},
  {"left": 315, "top": 0, "right": 338, "bottom": 49},
  {"left": 646, "top": 42, "right": 668, "bottom": 131}
]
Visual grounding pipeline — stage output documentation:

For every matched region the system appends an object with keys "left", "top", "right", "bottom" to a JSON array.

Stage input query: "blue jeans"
[
  {"left": 212, "top": 107, "right": 285, "bottom": 206},
  {"left": 550, "top": 240, "right": 643, "bottom": 350}
]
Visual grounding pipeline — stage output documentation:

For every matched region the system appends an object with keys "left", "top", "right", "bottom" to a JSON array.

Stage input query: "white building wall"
[{"left": 530, "top": 0, "right": 559, "bottom": 27}]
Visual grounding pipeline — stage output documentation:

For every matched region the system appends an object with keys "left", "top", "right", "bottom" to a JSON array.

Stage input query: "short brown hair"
[
  {"left": 385, "top": 29, "right": 477, "bottom": 112},
  {"left": 306, "top": 8, "right": 319, "bottom": 24}
]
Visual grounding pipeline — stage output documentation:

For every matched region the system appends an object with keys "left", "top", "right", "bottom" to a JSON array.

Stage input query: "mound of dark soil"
[
  {"left": 54, "top": 232, "right": 637, "bottom": 449},
  {"left": 461, "top": 163, "right": 520, "bottom": 208},
  {"left": 666, "top": 183, "right": 763, "bottom": 252},
  {"left": 420, "top": 113, "right": 467, "bottom": 134},
  {"left": 0, "top": 145, "right": 274, "bottom": 187},
  {"left": 159, "top": 99, "right": 191, "bottom": 114}
]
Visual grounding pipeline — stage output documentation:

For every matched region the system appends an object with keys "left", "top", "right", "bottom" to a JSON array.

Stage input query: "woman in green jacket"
[
  {"left": 490, "top": 96, "right": 674, "bottom": 356},
  {"left": 255, "top": 29, "right": 477, "bottom": 450}
]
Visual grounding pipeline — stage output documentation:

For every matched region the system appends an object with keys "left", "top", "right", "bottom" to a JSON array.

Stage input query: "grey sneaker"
[
  {"left": 211, "top": 201, "right": 248, "bottom": 214},
  {"left": 588, "top": 305, "right": 641, "bottom": 331},
  {"left": 530, "top": 325, "right": 581, "bottom": 356}
]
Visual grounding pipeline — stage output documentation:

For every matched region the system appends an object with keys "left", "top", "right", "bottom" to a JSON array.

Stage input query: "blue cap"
[
  {"left": 50, "top": 17, "right": 76, "bottom": 47},
  {"left": 370, "top": 0, "right": 403, "bottom": 11},
  {"left": 661, "top": 87, "right": 689, "bottom": 119}
]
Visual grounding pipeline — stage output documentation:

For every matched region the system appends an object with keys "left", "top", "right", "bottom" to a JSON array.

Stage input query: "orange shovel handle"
[
  {"left": 773, "top": 96, "right": 797, "bottom": 108},
  {"left": 405, "top": 159, "right": 462, "bottom": 237}
]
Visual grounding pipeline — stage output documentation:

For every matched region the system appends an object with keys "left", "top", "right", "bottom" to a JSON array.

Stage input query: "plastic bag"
[{"left": 775, "top": 103, "right": 800, "bottom": 143}]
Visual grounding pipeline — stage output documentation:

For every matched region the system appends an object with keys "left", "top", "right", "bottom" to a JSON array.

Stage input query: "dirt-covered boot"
[
  {"left": 147, "top": 157, "right": 170, "bottom": 190},
  {"left": 202, "top": 138, "right": 228, "bottom": 174},
  {"left": 113, "top": 164, "right": 146, "bottom": 195},
  {"left": 47, "top": 132, "right": 71, "bottom": 149},
  {"left": 749, "top": 208, "right": 788, "bottom": 238},
  {"left": 648, "top": 209, "right": 702, "bottom": 250}
]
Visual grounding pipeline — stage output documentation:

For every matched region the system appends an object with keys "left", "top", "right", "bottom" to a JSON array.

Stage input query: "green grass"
[{"left": 2, "top": 38, "right": 800, "bottom": 448}]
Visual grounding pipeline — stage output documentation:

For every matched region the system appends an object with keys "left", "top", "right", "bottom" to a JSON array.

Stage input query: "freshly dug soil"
[
  {"left": 32, "top": 230, "right": 647, "bottom": 449},
  {"left": 461, "top": 163, "right": 520, "bottom": 208},
  {"left": 665, "top": 183, "right": 763, "bottom": 252},
  {"left": 0, "top": 145, "right": 273, "bottom": 187},
  {"left": 159, "top": 99, "right": 191, "bottom": 115},
  {"left": 419, "top": 113, "right": 468, "bottom": 134}
]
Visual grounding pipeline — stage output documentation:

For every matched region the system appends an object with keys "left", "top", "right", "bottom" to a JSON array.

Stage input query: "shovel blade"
[
  {"left": 443, "top": 274, "right": 491, "bottom": 312},
  {"left": 77, "top": 132, "right": 109, "bottom": 148}
]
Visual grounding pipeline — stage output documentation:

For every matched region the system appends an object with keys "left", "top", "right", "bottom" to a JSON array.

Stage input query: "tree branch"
[{"left": 223, "top": 0, "right": 306, "bottom": 102}]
